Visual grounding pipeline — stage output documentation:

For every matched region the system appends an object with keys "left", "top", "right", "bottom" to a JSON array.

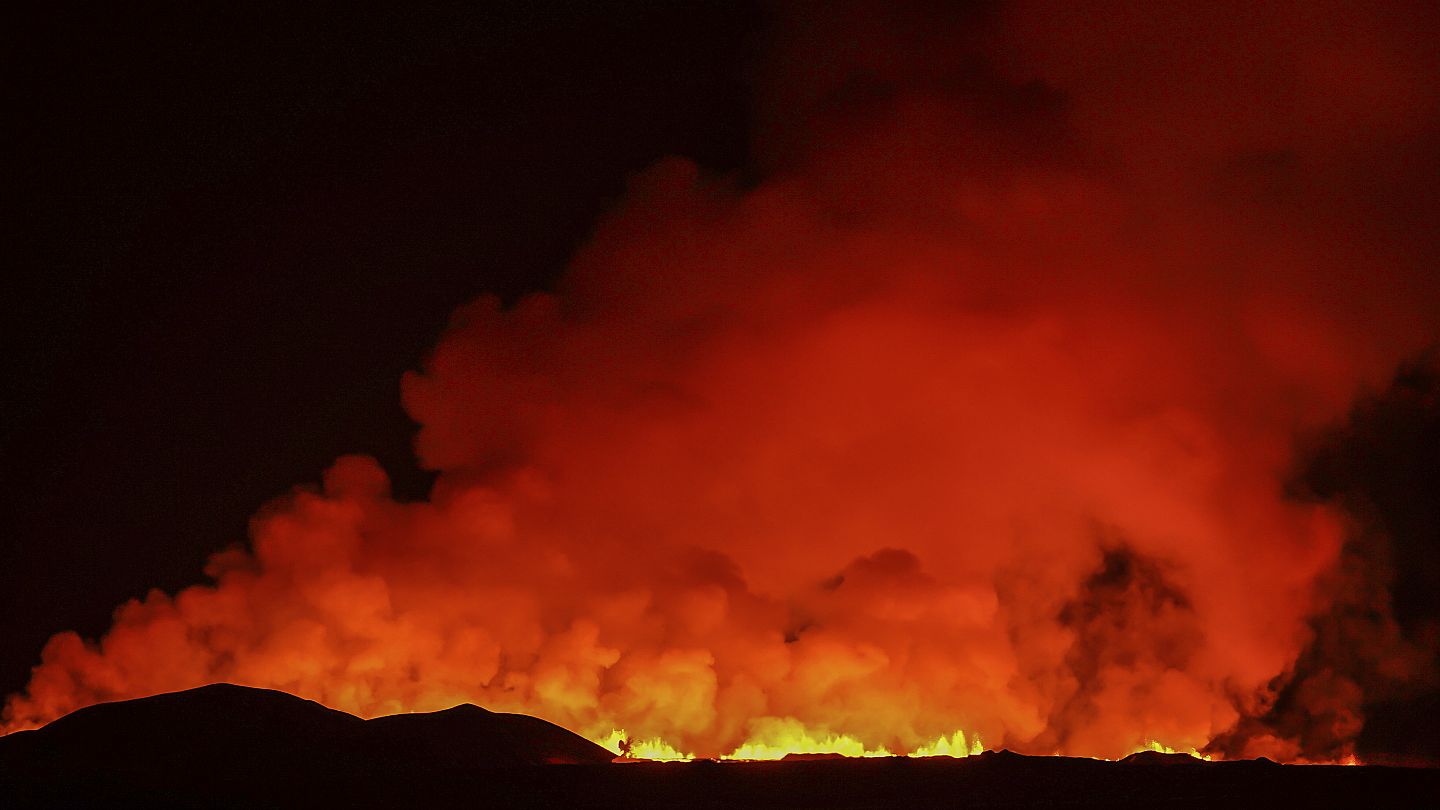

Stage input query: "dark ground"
[
  {"left": 7, "top": 747, "right": 1437, "bottom": 809},
  {"left": 2, "top": 685, "right": 1435, "bottom": 809}
]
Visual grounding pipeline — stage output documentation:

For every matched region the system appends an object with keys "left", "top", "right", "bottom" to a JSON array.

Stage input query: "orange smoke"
[{"left": 5, "top": 2, "right": 1438, "bottom": 761}]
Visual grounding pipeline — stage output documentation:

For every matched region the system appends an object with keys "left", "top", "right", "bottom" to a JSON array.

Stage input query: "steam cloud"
[{"left": 6, "top": 1, "right": 1438, "bottom": 761}]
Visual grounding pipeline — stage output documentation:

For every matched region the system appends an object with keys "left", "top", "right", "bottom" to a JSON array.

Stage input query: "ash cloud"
[
  {"left": 1213, "top": 358, "right": 1440, "bottom": 764},
  {"left": 5, "top": 1, "right": 1439, "bottom": 760}
]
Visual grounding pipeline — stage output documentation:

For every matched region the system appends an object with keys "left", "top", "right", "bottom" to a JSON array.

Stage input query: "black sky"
[{"left": 3, "top": 1, "right": 761, "bottom": 701}]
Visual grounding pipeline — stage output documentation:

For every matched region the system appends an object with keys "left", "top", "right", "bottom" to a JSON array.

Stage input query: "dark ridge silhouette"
[
  {"left": 1118, "top": 750, "right": 1208, "bottom": 766},
  {"left": 0, "top": 683, "right": 366, "bottom": 803},
  {"left": 361, "top": 703, "right": 613, "bottom": 767},
  {"left": 2, "top": 684, "right": 1437, "bottom": 808},
  {"left": 778, "top": 751, "right": 846, "bottom": 761},
  {"left": 0, "top": 683, "right": 611, "bottom": 807}
]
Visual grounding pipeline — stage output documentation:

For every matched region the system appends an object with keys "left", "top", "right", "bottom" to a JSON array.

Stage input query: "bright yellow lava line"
[
  {"left": 594, "top": 723, "right": 987, "bottom": 762},
  {"left": 1137, "top": 740, "right": 1213, "bottom": 761},
  {"left": 723, "top": 733, "right": 893, "bottom": 760},
  {"left": 912, "top": 730, "right": 986, "bottom": 758},
  {"left": 596, "top": 729, "right": 1363, "bottom": 766},
  {"left": 596, "top": 729, "right": 695, "bottom": 761}
]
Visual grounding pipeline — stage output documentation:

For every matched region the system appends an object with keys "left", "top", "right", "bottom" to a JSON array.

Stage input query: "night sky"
[{"left": 4, "top": 1, "right": 759, "bottom": 701}]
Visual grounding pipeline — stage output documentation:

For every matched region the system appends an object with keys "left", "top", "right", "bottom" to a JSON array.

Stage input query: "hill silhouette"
[
  {"left": 0, "top": 683, "right": 611, "bottom": 807},
  {"left": 362, "top": 702, "right": 613, "bottom": 767},
  {"left": 1118, "top": 749, "right": 1211, "bottom": 766},
  {"left": 2, "top": 684, "right": 1436, "bottom": 808}
]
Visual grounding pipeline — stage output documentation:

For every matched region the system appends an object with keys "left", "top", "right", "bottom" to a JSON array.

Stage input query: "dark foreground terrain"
[{"left": 1, "top": 685, "right": 1434, "bottom": 808}]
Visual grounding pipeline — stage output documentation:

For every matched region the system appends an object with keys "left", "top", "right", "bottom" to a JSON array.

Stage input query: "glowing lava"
[
  {"left": 598, "top": 719, "right": 987, "bottom": 762},
  {"left": 1136, "top": 740, "right": 1213, "bottom": 761},
  {"left": 598, "top": 729, "right": 695, "bottom": 762}
]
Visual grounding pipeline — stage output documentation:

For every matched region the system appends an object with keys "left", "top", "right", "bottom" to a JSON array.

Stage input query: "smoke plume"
[{"left": 6, "top": 1, "right": 1438, "bottom": 760}]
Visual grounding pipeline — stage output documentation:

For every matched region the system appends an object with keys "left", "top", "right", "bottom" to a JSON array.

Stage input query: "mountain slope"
[{"left": 0, "top": 683, "right": 612, "bottom": 807}]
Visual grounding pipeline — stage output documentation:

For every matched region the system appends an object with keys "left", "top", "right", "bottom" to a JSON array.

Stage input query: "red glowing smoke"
[{"left": 5, "top": 1, "right": 1438, "bottom": 761}]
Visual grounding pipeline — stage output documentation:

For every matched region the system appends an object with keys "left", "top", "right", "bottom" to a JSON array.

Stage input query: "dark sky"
[{"left": 3, "top": 1, "right": 760, "bottom": 701}]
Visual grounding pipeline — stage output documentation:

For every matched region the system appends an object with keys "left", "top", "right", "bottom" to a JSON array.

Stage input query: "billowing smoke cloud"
[
  {"left": 6, "top": 2, "right": 1438, "bottom": 760},
  {"left": 1211, "top": 357, "right": 1440, "bottom": 764}
]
